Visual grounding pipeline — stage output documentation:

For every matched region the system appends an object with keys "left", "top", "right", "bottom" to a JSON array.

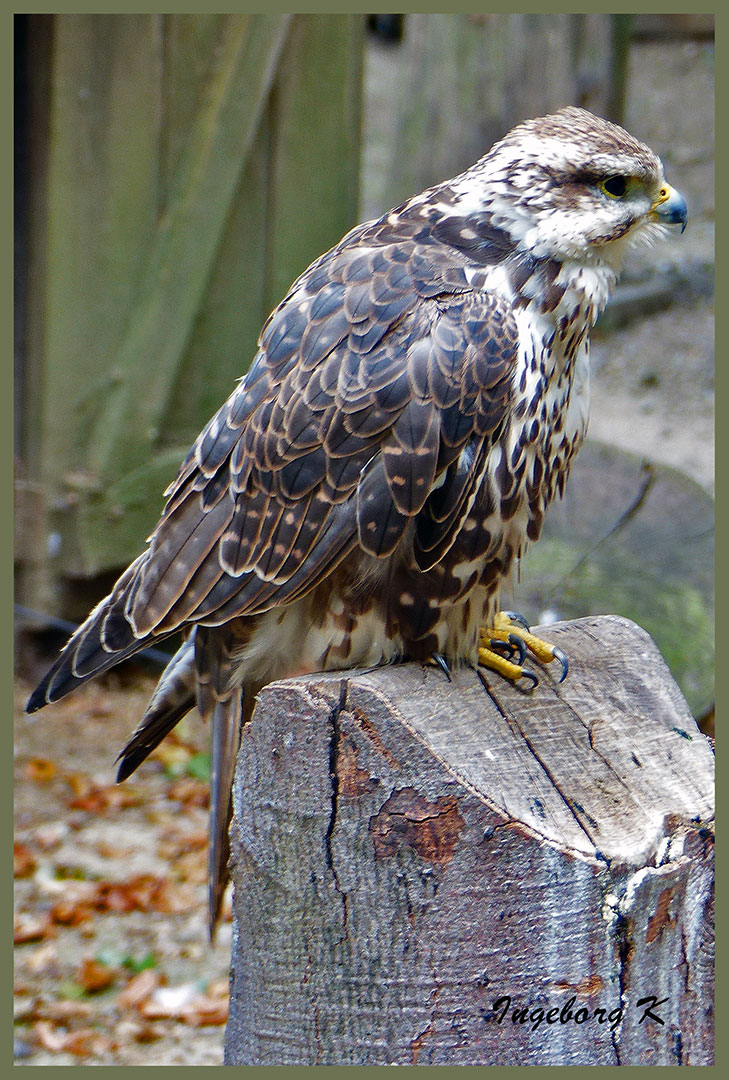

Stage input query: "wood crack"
[
  {"left": 477, "top": 669, "right": 600, "bottom": 852},
  {"left": 324, "top": 679, "right": 350, "bottom": 937}
]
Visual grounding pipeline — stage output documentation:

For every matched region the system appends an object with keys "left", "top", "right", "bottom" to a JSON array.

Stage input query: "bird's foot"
[{"left": 478, "top": 611, "right": 567, "bottom": 690}]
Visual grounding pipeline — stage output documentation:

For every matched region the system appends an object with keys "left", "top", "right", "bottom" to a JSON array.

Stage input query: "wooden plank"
[
  {"left": 378, "top": 13, "right": 512, "bottom": 213},
  {"left": 72, "top": 15, "right": 292, "bottom": 573},
  {"left": 501, "top": 13, "right": 579, "bottom": 128},
  {"left": 84, "top": 14, "right": 292, "bottom": 483},
  {"left": 264, "top": 14, "right": 364, "bottom": 314},
  {"left": 75, "top": 446, "right": 191, "bottom": 571},
  {"left": 374, "top": 14, "right": 626, "bottom": 214},
  {"left": 159, "top": 83, "right": 271, "bottom": 450},
  {"left": 165, "top": 14, "right": 365, "bottom": 445},
  {"left": 225, "top": 616, "right": 714, "bottom": 1064},
  {"left": 83, "top": 14, "right": 364, "bottom": 573},
  {"left": 22, "top": 13, "right": 366, "bottom": 588},
  {"left": 157, "top": 14, "right": 225, "bottom": 210},
  {"left": 41, "top": 14, "right": 162, "bottom": 510}
]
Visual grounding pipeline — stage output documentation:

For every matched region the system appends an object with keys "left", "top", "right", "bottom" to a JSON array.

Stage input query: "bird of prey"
[{"left": 27, "top": 107, "right": 687, "bottom": 932}]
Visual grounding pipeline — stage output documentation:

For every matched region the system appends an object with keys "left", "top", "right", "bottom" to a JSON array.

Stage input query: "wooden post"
[{"left": 224, "top": 615, "right": 714, "bottom": 1066}]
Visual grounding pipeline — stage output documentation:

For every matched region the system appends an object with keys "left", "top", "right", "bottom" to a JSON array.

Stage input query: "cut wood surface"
[{"left": 225, "top": 615, "right": 714, "bottom": 1065}]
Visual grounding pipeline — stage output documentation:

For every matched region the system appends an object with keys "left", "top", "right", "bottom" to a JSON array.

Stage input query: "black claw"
[
  {"left": 553, "top": 647, "right": 568, "bottom": 683},
  {"left": 507, "top": 633, "right": 528, "bottom": 666},
  {"left": 489, "top": 638, "right": 517, "bottom": 661},
  {"left": 502, "top": 610, "right": 531, "bottom": 631},
  {"left": 431, "top": 652, "right": 452, "bottom": 682},
  {"left": 518, "top": 669, "right": 540, "bottom": 692}
]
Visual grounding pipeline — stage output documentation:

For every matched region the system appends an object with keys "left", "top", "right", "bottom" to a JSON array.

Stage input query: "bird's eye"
[{"left": 600, "top": 175, "right": 629, "bottom": 199}]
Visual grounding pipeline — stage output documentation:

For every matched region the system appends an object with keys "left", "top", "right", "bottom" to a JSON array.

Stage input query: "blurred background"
[{"left": 14, "top": 14, "right": 713, "bottom": 1064}]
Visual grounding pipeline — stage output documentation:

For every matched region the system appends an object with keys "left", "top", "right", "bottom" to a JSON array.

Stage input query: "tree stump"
[{"left": 224, "top": 615, "right": 714, "bottom": 1066}]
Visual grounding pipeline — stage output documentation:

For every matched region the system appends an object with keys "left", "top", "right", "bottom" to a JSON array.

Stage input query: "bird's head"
[{"left": 453, "top": 106, "right": 687, "bottom": 270}]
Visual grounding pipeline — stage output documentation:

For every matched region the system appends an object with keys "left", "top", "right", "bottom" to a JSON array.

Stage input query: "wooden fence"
[{"left": 15, "top": 13, "right": 364, "bottom": 616}]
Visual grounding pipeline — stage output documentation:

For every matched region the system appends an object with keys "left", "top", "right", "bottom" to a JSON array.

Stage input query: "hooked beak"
[{"left": 651, "top": 183, "right": 687, "bottom": 233}]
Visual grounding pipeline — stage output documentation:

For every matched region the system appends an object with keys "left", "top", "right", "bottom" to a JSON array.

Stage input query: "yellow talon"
[
  {"left": 478, "top": 612, "right": 568, "bottom": 687},
  {"left": 477, "top": 643, "right": 525, "bottom": 683}
]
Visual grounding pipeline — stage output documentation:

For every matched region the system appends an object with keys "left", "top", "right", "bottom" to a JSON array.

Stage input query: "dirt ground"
[{"left": 14, "top": 31, "right": 714, "bottom": 1067}]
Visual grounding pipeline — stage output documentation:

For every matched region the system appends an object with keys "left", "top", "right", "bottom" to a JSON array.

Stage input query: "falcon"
[{"left": 27, "top": 107, "right": 687, "bottom": 931}]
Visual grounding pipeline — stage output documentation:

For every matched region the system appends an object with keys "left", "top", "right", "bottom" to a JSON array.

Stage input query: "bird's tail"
[
  {"left": 116, "top": 630, "right": 241, "bottom": 936},
  {"left": 25, "top": 554, "right": 169, "bottom": 714},
  {"left": 194, "top": 625, "right": 246, "bottom": 937},
  {"left": 115, "top": 638, "right": 197, "bottom": 781}
]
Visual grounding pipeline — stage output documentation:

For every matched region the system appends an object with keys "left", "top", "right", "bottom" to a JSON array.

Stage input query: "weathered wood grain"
[{"left": 225, "top": 615, "right": 714, "bottom": 1065}]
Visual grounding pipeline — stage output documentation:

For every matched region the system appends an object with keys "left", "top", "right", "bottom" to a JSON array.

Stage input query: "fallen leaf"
[
  {"left": 13, "top": 995, "right": 37, "bottom": 1021},
  {"left": 33, "top": 822, "right": 70, "bottom": 850},
  {"left": 139, "top": 980, "right": 229, "bottom": 1026},
  {"left": 24, "top": 758, "right": 56, "bottom": 782},
  {"left": 141, "top": 982, "right": 199, "bottom": 1019},
  {"left": 116, "top": 968, "right": 161, "bottom": 1011},
  {"left": 37, "top": 875, "right": 98, "bottom": 901},
  {"left": 14, "top": 912, "right": 55, "bottom": 944},
  {"left": 76, "top": 958, "right": 116, "bottom": 994},
  {"left": 37, "top": 1000, "right": 94, "bottom": 1023},
  {"left": 172, "top": 849, "right": 207, "bottom": 885},
  {"left": 66, "top": 778, "right": 141, "bottom": 813},
  {"left": 181, "top": 994, "right": 229, "bottom": 1027},
  {"left": 24, "top": 942, "right": 60, "bottom": 976},
  {"left": 14, "top": 841, "right": 36, "bottom": 878},
  {"left": 93, "top": 874, "right": 196, "bottom": 915},
  {"left": 181, "top": 979, "right": 230, "bottom": 1027},
  {"left": 34, "top": 1021, "right": 112, "bottom": 1057},
  {"left": 167, "top": 776, "right": 209, "bottom": 808},
  {"left": 34, "top": 1021, "right": 71, "bottom": 1053},
  {"left": 158, "top": 826, "right": 207, "bottom": 858},
  {"left": 115, "top": 1018, "right": 164, "bottom": 1043},
  {"left": 94, "top": 839, "right": 136, "bottom": 859},
  {"left": 50, "top": 897, "right": 95, "bottom": 927}
]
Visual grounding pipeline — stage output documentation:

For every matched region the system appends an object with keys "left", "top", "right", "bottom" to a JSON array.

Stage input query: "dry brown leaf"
[
  {"left": 33, "top": 821, "right": 70, "bottom": 850},
  {"left": 116, "top": 968, "right": 161, "bottom": 1011},
  {"left": 24, "top": 942, "right": 60, "bottom": 976},
  {"left": 66, "top": 778, "right": 141, "bottom": 813},
  {"left": 24, "top": 757, "right": 57, "bottom": 782},
  {"left": 158, "top": 826, "right": 207, "bottom": 858},
  {"left": 14, "top": 911, "right": 56, "bottom": 944},
  {"left": 34, "top": 1020, "right": 112, "bottom": 1057},
  {"left": 181, "top": 994, "right": 229, "bottom": 1027},
  {"left": 151, "top": 878, "right": 198, "bottom": 915},
  {"left": 13, "top": 994, "right": 37, "bottom": 1021},
  {"left": 14, "top": 841, "right": 37, "bottom": 878},
  {"left": 50, "top": 897, "right": 95, "bottom": 927},
  {"left": 172, "top": 849, "right": 208, "bottom": 885},
  {"left": 94, "top": 839, "right": 136, "bottom": 859},
  {"left": 182, "top": 979, "right": 230, "bottom": 1027},
  {"left": 115, "top": 1017, "right": 165, "bottom": 1043},
  {"left": 140, "top": 982, "right": 199, "bottom": 1020},
  {"left": 92, "top": 874, "right": 196, "bottom": 915},
  {"left": 77, "top": 957, "right": 117, "bottom": 993},
  {"left": 167, "top": 776, "right": 209, "bottom": 808},
  {"left": 138, "top": 980, "right": 229, "bottom": 1027},
  {"left": 34, "top": 1020, "right": 72, "bottom": 1054},
  {"left": 37, "top": 1000, "right": 94, "bottom": 1023}
]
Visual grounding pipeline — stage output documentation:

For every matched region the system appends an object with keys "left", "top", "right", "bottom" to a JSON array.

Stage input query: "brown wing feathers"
[{"left": 28, "top": 245, "right": 517, "bottom": 713}]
